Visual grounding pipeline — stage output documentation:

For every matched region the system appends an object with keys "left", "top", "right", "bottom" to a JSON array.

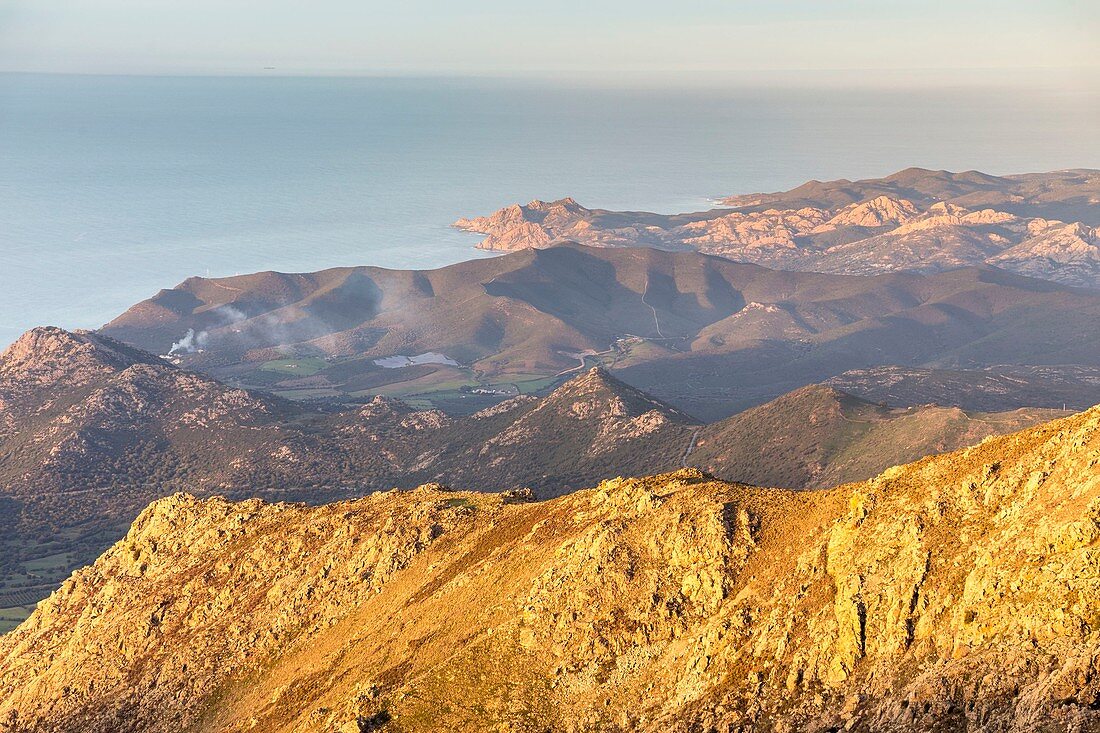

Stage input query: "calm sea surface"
[{"left": 1, "top": 73, "right": 1097, "bottom": 346}]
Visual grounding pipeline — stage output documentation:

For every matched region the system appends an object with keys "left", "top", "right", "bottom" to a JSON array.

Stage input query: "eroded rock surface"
[
  {"left": 455, "top": 169, "right": 1100, "bottom": 288},
  {"left": 3, "top": 404, "right": 1100, "bottom": 731}
]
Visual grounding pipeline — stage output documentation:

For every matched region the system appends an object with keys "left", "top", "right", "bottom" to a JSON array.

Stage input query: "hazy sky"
[{"left": 0, "top": 0, "right": 1097, "bottom": 78}]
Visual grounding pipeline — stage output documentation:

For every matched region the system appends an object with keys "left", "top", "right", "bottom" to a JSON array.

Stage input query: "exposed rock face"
[
  {"left": 989, "top": 220, "right": 1100, "bottom": 287},
  {"left": 4, "top": 405, "right": 1100, "bottom": 731},
  {"left": 0, "top": 327, "right": 165, "bottom": 417},
  {"left": 492, "top": 366, "right": 694, "bottom": 462},
  {"left": 453, "top": 199, "right": 580, "bottom": 250},
  {"left": 454, "top": 168, "right": 1100, "bottom": 288},
  {"left": 819, "top": 195, "right": 920, "bottom": 229}
]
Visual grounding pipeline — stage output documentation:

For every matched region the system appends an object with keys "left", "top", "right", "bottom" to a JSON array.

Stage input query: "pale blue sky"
[{"left": 0, "top": 0, "right": 1096, "bottom": 79}]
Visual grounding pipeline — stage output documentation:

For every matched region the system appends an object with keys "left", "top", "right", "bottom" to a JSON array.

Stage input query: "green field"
[
  {"left": 514, "top": 377, "right": 559, "bottom": 394},
  {"left": 259, "top": 357, "right": 327, "bottom": 376},
  {"left": 353, "top": 370, "right": 481, "bottom": 400},
  {"left": 483, "top": 373, "right": 561, "bottom": 394},
  {"left": 24, "top": 551, "right": 73, "bottom": 573},
  {"left": 0, "top": 605, "right": 35, "bottom": 634},
  {"left": 484, "top": 372, "right": 548, "bottom": 385},
  {"left": 272, "top": 387, "right": 342, "bottom": 400},
  {"left": 606, "top": 339, "right": 669, "bottom": 368}
]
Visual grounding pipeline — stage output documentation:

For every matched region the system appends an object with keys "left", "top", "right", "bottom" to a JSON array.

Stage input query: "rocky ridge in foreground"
[
  {"left": 0, "top": 326, "right": 1070, "bottom": 616},
  {"left": 3, "top": 403, "right": 1100, "bottom": 731}
]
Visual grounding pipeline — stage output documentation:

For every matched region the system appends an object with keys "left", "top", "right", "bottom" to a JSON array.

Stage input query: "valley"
[{"left": 101, "top": 238, "right": 1100, "bottom": 420}]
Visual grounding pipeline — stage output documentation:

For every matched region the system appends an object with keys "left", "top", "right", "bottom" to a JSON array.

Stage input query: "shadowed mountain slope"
[
  {"left": 824, "top": 364, "right": 1100, "bottom": 412},
  {"left": 101, "top": 245, "right": 752, "bottom": 367},
  {"left": 100, "top": 243, "right": 1100, "bottom": 420},
  {"left": 0, "top": 330, "right": 1057, "bottom": 614},
  {"left": 688, "top": 384, "right": 1061, "bottom": 489},
  {"left": 3, "top": 405, "right": 1100, "bottom": 731}
]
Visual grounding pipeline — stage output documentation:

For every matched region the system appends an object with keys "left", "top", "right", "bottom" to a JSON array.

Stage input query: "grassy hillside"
[
  {"left": 688, "top": 384, "right": 1062, "bottom": 488},
  {"left": 825, "top": 364, "right": 1100, "bottom": 411},
  {"left": 101, "top": 243, "right": 1100, "bottom": 419}
]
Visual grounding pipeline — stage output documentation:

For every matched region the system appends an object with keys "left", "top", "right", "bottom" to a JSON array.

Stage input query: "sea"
[{"left": 1, "top": 73, "right": 1098, "bottom": 346}]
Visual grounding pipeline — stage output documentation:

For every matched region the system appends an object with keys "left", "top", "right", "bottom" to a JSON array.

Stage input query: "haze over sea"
[{"left": 1, "top": 73, "right": 1098, "bottom": 347}]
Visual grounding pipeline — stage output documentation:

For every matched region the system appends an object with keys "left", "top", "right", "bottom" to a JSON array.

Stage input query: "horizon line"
[{"left": 2, "top": 65, "right": 1097, "bottom": 78}]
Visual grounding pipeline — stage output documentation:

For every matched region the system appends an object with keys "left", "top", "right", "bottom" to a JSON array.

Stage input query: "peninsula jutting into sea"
[{"left": 2, "top": 163, "right": 1100, "bottom": 730}]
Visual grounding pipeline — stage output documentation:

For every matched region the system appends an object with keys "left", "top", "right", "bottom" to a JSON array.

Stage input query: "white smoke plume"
[
  {"left": 217, "top": 305, "right": 248, "bottom": 325},
  {"left": 168, "top": 328, "right": 209, "bottom": 355}
]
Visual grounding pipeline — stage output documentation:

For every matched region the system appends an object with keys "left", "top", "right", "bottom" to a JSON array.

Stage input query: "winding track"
[
  {"left": 641, "top": 276, "right": 665, "bottom": 338},
  {"left": 680, "top": 428, "right": 700, "bottom": 468}
]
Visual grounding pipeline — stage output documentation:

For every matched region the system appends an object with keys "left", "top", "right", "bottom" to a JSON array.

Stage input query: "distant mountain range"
[
  {"left": 456, "top": 168, "right": 1100, "bottom": 288},
  {"left": 100, "top": 242, "right": 1100, "bottom": 420}
]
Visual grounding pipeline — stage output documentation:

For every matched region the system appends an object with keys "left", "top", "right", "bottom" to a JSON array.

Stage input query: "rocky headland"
[{"left": 455, "top": 168, "right": 1100, "bottom": 288}]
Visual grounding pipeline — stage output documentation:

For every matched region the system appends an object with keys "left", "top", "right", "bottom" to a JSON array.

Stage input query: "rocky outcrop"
[
  {"left": 4, "top": 405, "right": 1100, "bottom": 731},
  {"left": 441, "top": 367, "right": 697, "bottom": 495},
  {"left": 0, "top": 327, "right": 165, "bottom": 411},
  {"left": 453, "top": 168, "right": 1100, "bottom": 288},
  {"left": 817, "top": 195, "right": 920, "bottom": 229},
  {"left": 990, "top": 219, "right": 1100, "bottom": 288},
  {"left": 454, "top": 198, "right": 593, "bottom": 250}
]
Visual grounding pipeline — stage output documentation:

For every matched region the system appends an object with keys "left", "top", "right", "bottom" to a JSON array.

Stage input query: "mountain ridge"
[
  {"left": 98, "top": 243, "right": 1100, "bottom": 420},
  {"left": 456, "top": 169, "right": 1100, "bottom": 289},
  {"left": 3, "top": 402, "right": 1100, "bottom": 731},
  {"left": 0, "top": 328, "right": 1059, "bottom": 615},
  {"left": 688, "top": 383, "right": 1061, "bottom": 489}
]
